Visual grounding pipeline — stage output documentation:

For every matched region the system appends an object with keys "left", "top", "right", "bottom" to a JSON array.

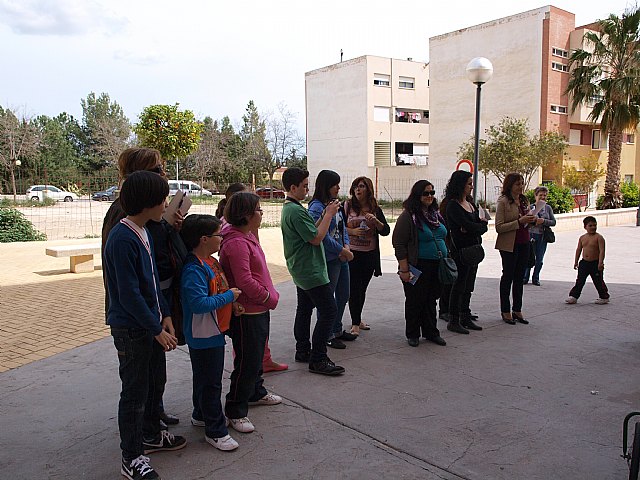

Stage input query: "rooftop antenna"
[{"left": 340, "top": 49, "right": 343, "bottom": 62}]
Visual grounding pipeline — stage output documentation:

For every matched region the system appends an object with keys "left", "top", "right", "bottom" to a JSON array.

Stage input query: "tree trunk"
[
  {"left": 601, "top": 130, "right": 623, "bottom": 209},
  {"left": 10, "top": 164, "right": 17, "bottom": 203}
]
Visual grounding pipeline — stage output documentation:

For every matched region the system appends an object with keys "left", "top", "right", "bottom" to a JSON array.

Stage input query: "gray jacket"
[{"left": 529, "top": 203, "right": 556, "bottom": 235}]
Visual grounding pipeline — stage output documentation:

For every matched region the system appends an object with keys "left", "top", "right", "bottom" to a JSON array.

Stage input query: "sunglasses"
[
  {"left": 149, "top": 165, "right": 164, "bottom": 174},
  {"left": 422, "top": 190, "right": 436, "bottom": 197}
]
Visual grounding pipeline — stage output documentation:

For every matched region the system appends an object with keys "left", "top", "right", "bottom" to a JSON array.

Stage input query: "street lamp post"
[{"left": 466, "top": 57, "right": 493, "bottom": 204}]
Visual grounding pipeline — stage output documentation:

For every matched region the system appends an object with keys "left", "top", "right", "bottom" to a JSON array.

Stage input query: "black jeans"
[
  {"left": 402, "top": 259, "right": 441, "bottom": 339},
  {"left": 190, "top": 346, "right": 228, "bottom": 439},
  {"left": 449, "top": 256, "right": 478, "bottom": 318},
  {"left": 111, "top": 327, "right": 163, "bottom": 462},
  {"left": 499, "top": 243, "right": 529, "bottom": 313},
  {"left": 294, "top": 284, "right": 337, "bottom": 363},
  {"left": 569, "top": 259, "right": 610, "bottom": 299},
  {"left": 348, "top": 249, "right": 377, "bottom": 326},
  {"left": 225, "top": 312, "right": 269, "bottom": 419}
]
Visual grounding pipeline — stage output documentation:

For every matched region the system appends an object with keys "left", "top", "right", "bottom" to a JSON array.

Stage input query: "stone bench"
[{"left": 45, "top": 243, "right": 101, "bottom": 273}]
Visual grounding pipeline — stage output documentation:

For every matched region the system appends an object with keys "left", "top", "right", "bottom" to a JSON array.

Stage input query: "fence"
[{"left": 2, "top": 174, "right": 506, "bottom": 241}]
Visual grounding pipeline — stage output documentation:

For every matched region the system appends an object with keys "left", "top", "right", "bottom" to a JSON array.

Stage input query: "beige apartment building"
[
  {"left": 429, "top": 5, "right": 640, "bottom": 199},
  {"left": 305, "top": 56, "right": 431, "bottom": 197}
]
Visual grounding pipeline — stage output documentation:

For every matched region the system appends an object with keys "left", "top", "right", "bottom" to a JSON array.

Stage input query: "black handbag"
[
  {"left": 527, "top": 239, "right": 536, "bottom": 268},
  {"left": 458, "top": 244, "right": 485, "bottom": 266},
  {"left": 433, "top": 229, "right": 458, "bottom": 285},
  {"left": 543, "top": 226, "right": 555, "bottom": 244}
]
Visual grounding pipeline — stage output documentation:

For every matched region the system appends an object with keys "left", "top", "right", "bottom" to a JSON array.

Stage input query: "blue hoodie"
[{"left": 308, "top": 199, "right": 350, "bottom": 262}]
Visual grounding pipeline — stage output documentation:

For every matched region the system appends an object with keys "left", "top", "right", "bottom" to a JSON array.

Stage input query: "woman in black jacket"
[{"left": 444, "top": 171, "right": 488, "bottom": 334}]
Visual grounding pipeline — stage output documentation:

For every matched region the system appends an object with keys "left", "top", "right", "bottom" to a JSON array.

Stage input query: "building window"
[
  {"left": 551, "top": 62, "right": 569, "bottom": 73},
  {"left": 550, "top": 105, "right": 567, "bottom": 114},
  {"left": 373, "top": 73, "right": 390, "bottom": 87},
  {"left": 625, "top": 175, "right": 634, "bottom": 183},
  {"left": 552, "top": 47, "right": 569, "bottom": 58},
  {"left": 373, "top": 106, "right": 390, "bottom": 122},
  {"left": 592, "top": 130, "right": 608, "bottom": 150},
  {"left": 395, "top": 108, "right": 428, "bottom": 124},
  {"left": 626, "top": 133, "right": 635, "bottom": 144},
  {"left": 398, "top": 76, "right": 415, "bottom": 89}
]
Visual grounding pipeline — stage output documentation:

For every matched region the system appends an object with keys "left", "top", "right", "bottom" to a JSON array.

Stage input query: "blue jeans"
[
  {"left": 190, "top": 346, "right": 228, "bottom": 439},
  {"left": 523, "top": 233, "right": 547, "bottom": 283},
  {"left": 324, "top": 259, "right": 350, "bottom": 338},
  {"left": 111, "top": 327, "right": 164, "bottom": 462},
  {"left": 294, "top": 283, "right": 337, "bottom": 363}
]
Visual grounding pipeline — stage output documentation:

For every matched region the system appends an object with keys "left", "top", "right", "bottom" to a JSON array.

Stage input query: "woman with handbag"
[
  {"left": 495, "top": 173, "right": 537, "bottom": 325},
  {"left": 393, "top": 180, "right": 448, "bottom": 348},
  {"left": 443, "top": 171, "right": 488, "bottom": 334},
  {"left": 523, "top": 186, "right": 556, "bottom": 286}
]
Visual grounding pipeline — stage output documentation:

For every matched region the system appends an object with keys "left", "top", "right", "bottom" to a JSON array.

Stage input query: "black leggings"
[
  {"left": 499, "top": 243, "right": 529, "bottom": 313},
  {"left": 348, "top": 250, "right": 377, "bottom": 326}
]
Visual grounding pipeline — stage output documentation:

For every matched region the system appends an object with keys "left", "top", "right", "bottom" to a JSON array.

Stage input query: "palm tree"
[{"left": 566, "top": 8, "right": 640, "bottom": 209}]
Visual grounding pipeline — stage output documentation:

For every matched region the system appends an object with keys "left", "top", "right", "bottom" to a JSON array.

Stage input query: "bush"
[
  {"left": 525, "top": 183, "right": 574, "bottom": 214},
  {"left": 0, "top": 197, "right": 56, "bottom": 208},
  {"left": 596, "top": 182, "right": 640, "bottom": 209},
  {"left": 0, "top": 208, "right": 47, "bottom": 242}
]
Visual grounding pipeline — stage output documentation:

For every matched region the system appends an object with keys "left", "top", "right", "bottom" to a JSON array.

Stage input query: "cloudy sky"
[{"left": 0, "top": 0, "right": 633, "bottom": 133}]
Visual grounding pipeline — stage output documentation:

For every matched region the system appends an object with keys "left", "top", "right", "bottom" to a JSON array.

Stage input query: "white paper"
[
  {"left": 531, "top": 200, "right": 546, "bottom": 216},
  {"left": 478, "top": 205, "right": 491, "bottom": 221},
  {"left": 162, "top": 190, "right": 192, "bottom": 225}
]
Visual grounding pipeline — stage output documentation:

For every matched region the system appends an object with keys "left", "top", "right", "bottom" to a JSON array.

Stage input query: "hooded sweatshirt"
[{"left": 219, "top": 226, "right": 279, "bottom": 313}]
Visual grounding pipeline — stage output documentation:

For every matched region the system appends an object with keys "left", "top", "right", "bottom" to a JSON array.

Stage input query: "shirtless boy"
[{"left": 566, "top": 216, "right": 610, "bottom": 305}]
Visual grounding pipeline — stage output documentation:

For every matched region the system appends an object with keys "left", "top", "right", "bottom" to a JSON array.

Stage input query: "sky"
[{"left": 0, "top": 0, "right": 634, "bottom": 135}]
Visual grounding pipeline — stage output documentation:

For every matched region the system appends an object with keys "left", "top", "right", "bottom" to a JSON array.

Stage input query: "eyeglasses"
[
  {"left": 355, "top": 184, "right": 367, "bottom": 190},
  {"left": 255, "top": 208, "right": 263, "bottom": 213},
  {"left": 149, "top": 165, "right": 164, "bottom": 174},
  {"left": 422, "top": 190, "right": 436, "bottom": 197},
  {"left": 204, "top": 233, "right": 223, "bottom": 238}
]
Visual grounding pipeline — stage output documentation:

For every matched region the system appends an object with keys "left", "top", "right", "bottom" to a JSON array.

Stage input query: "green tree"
[
  {"left": 525, "top": 183, "right": 575, "bottom": 214},
  {"left": 81, "top": 92, "right": 131, "bottom": 171},
  {"left": 134, "top": 104, "right": 203, "bottom": 178},
  {"left": 457, "top": 117, "right": 567, "bottom": 189},
  {"left": 562, "top": 155, "right": 605, "bottom": 210},
  {"left": 32, "top": 113, "right": 85, "bottom": 184},
  {"left": 0, "top": 106, "right": 39, "bottom": 201},
  {"left": 566, "top": 7, "right": 640, "bottom": 209},
  {"left": 240, "top": 101, "right": 270, "bottom": 187}
]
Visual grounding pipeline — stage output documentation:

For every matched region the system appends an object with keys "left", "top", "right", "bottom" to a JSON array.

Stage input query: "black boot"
[
  {"left": 460, "top": 315, "right": 482, "bottom": 331},
  {"left": 447, "top": 315, "right": 469, "bottom": 334}
]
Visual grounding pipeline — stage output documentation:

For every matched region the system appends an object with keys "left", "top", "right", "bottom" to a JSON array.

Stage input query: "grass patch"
[{"left": 0, "top": 197, "right": 57, "bottom": 207}]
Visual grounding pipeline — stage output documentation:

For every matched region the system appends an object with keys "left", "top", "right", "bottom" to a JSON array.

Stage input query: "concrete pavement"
[{"left": 0, "top": 224, "right": 639, "bottom": 478}]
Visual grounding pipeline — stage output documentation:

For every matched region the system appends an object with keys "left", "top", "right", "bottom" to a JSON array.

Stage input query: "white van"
[{"left": 167, "top": 180, "right": 213, "bottom": 196}]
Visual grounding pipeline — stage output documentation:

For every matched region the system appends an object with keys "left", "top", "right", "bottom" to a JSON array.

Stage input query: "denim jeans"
[
  {"left": 499, "top": 243, "right": 529, "bottom": 313},
  {"left": 225, "top": 312, "right": 269, "bottom": 419},
  {"left": 523, "top": 233, "right": 547, "bottom": 283},
  {"left": 324, "top": 259, "right": 350, "bottom": 338},
  {"left": 111, "top": 327, "right": 163, "bottom": 462},
  {"left": 189, "top": 346, "right": 228, "bottom": 439},
  {"left": 294, "top": 283, "right": 337, "bottom": 363}
]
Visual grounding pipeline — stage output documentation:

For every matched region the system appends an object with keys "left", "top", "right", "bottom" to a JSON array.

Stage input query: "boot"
[
  {"left": 460, "top": 314, "right": 482, "bottom": 331},
  {"left": 447, "top": 315, "right": 469, "bottom": 334}
]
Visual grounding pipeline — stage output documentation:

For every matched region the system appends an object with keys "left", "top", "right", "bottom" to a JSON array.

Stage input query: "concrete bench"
[{"left": 45, "top": 243, "right": 101, "bottom": 273}]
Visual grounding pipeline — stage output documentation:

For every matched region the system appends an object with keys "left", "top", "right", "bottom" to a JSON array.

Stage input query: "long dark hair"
[
  {"left": 312, "top": 170, "right": 340, "bottom": 204},
  {"left": 444, "top": 170, "right": 472, "bottom": 202},
  {"left": 501, "top": 172, "right": 527, "bottom": 205},
  {"left": 216, "top": 183, "right": 246, "bottom": 218},
  {"left": 224, "top": 192, "right": 260, "bottom": 227},
  {"left": 403, "top": 180, "right": 439, "bottom": 217},
  {"left": 348, "top": 176, "right": 378, "bottom": 214}
]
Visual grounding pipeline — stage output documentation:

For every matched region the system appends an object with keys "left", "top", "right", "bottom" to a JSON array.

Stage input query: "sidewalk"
[{"left": 0, "top": 224, "right": 639, "bottom": 478}]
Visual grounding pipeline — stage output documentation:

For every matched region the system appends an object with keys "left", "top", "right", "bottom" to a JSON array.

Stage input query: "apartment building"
[
  {"left": 429, "top": 5, "right": 640, "bottom": 196},
  {"left": 305, "top": 56, "right": 430, "bottom": 194}
]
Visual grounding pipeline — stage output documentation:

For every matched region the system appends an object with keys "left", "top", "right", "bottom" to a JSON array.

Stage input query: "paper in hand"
[
  {"left": 163, "top": 190, "right": 192, "bottom": 225},
  {"left": 408, "top": 264, "right": 422, "bottom": 285},
  {"left": 531, "top": 200, "right": 546, "bottom": 216}
]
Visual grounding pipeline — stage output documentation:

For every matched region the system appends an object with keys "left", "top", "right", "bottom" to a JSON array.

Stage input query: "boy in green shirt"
[{"left": 281, "top": 168, "right": 345, "bottom": 376}]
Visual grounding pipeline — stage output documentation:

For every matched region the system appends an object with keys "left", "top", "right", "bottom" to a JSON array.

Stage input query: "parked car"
[
  {"left": 255, "top": 186, "right": 285, "bottom": 199},
  {"left": 167, "top": 180, "right": 213, "bottom": 196},
  {"left": 92, "top": 186, "right": 117, "bottom": 202},
  {"left": 26, "top": 185, "right": 79, "bottom": 202}
]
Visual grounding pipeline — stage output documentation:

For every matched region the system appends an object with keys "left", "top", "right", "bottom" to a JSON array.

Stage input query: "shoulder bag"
[
  {"left": 433, "top": 228, "right": 458, "bottom": 285},
  {"left": 543, "top": 226, "right": 555, "bottom": 244}
]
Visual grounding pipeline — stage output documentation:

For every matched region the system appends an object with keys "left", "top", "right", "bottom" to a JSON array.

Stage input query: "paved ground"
[{"left": 0, "top": 224, "right": 639, "bottom": 479}]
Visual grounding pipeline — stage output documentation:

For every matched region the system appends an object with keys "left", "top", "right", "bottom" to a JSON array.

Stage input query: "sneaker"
[
  {"left": 206, "top": 434, "right": 239, "bottom": 451},
  {"left": 565, "top": 296, "right": 578, "bottom": 304},
  {"left": 228, "top": 416, "right": 255, "bottom": 433},
  {"left": 309, "top": 357, "right": 345, "bottom": 376},
  {"left": 295, "top": 350, "right": 310, "bottom": 363},
  {"left": 191, "top": 416, "right": 205, "bottom": 427},
  {"left": 326, "top": 338, "right": 346, "bottom": 349},
  {"left": 143, "top": 430, "right": 187, "bottom": 454},
  {"left": 595, "top": 298, "right": 609, "bottom": 304},
  {"left": 121, "top": 455, "right": 159, "bottom": 480},
  {"left": 249, "top": 393, "right": 282, "bottom": 406}
]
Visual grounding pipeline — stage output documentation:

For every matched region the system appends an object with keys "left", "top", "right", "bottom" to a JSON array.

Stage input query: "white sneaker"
[
  {"left": 595, "top": 298, "right": 609, "bottom": 305},
  {"left": 228, "top": 416, "right": 255, "bottom": 433},
  {"left": 249, "top": 392, "right": 282, "bottom": 406},
  {"left": 206, "top": 434, "right": 239, "bottom": 451},
  {"left": 565, "top": 296, "right": 577, "bottom": 304},
  {"left": 191, "top": 416, "right": 205, "bottom": 427}
]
